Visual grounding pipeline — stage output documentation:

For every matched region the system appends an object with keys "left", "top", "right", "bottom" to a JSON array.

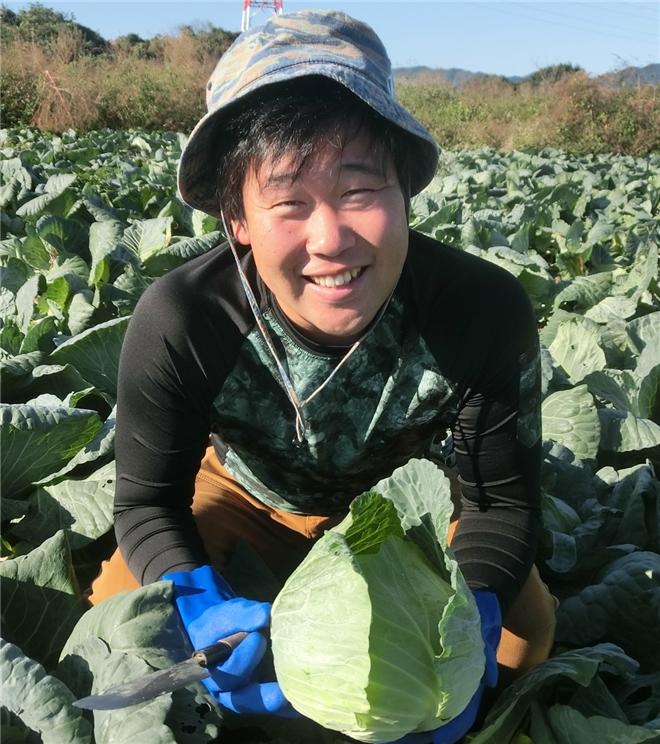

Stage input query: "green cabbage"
[{"left": 271, "top": 459, "right": 485, "bottom": 743}]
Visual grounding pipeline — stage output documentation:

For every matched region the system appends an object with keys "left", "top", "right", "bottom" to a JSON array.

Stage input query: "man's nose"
[{"left": 305, "top": 205, "right": 354, "bottom": 256}]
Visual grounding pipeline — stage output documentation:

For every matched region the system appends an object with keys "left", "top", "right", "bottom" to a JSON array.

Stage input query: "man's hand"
[{"left": 163, "top": 564, "right": 298, "bottom": 716}]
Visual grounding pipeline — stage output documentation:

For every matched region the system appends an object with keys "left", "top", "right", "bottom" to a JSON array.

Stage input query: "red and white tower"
[{"left": 241, "top": 0, "right": 283, "bottom": 32}]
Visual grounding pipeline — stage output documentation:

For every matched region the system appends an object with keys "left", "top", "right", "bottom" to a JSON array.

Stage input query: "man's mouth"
[{"left": 307, "top": 267, "right": 364, "bottom": 288}]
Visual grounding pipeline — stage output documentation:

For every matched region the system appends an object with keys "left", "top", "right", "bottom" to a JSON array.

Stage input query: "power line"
[
  {"left": 512, "top": 3, "right": 660, "bottom": 40},
  {"left": 599, "top": 9, "right": 660, "bottom": 22},
  {"left": 471, "top": 2, "right": 660, "bottom": 48},
  {"left": 473, "top": 2, "right": 658, "bottom": 42}
]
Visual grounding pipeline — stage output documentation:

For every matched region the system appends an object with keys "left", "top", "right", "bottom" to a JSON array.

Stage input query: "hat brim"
[{"left": 177, "top": 66, "right": 439, "bottom": 218}]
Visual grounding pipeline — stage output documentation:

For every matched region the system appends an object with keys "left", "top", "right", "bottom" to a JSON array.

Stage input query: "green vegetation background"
[{"left": 2, "top": 3, "right": 659, "bottom": 155}]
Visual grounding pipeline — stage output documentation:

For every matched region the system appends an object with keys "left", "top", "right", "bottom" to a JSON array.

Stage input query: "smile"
[{"left": 307, "top": 267, "right": 364, "bottom": 288}]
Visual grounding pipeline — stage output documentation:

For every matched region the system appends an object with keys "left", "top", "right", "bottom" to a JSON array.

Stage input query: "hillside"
[
  {"left": 598, "top": 63, "right": 660, "bottom": 87},
  {"left": 393, "top": 63, "right": 660, "bottom": 87}
]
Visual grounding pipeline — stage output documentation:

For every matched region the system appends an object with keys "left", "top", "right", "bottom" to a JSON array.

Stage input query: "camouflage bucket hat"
[{"left": 177, "top": 9, "right": 439, "bottom": 217}]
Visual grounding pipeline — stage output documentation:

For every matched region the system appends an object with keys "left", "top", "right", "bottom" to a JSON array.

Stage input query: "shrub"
[
  {"left": 0, "top": 2, "right": 107, "bottom": 54},
  {"left": 0, "top": 68, "right": 42, "bottom": 127},
  {"left": 549, "top": 72, "right": 660, "bottom": 155},
  {"left": 527, "top": 63, "right": 583, "bottom": 86}
]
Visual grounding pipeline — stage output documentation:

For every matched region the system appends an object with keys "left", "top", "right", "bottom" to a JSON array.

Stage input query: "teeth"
[{"left": 310, "top": 268, "right": 362, "bottom": 288}]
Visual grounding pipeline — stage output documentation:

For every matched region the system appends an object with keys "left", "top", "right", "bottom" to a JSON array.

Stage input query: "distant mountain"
[
  {"left": 596, "top": 63, "right": 660, "bottom": 86},
  {"left": 393, "top": 66, "right": 490, "bottom": 86},
  {"left": 393, "top": 63, "right": 659, "bottom": 87}
]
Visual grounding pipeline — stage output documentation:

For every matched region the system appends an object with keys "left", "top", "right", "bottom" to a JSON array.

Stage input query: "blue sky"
[{"left": 5, "top": 1, "right": 659, "bottom": 76}]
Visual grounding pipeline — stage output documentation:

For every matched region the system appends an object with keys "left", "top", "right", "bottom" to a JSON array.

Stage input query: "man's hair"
[{"left": 213, "top": 76, "right": 420, "bottom": 228}]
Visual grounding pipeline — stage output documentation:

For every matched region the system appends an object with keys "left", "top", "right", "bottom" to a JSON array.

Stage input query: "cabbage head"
[{"left": 271, "top": 459, "right": 485, "bottom": 743}]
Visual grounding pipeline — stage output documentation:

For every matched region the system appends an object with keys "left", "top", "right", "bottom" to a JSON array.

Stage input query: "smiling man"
[
  {"left": 90, "top": 9, "right": 557, "bottom": 742},
  {"left": 232, "top": 129, "right": 409, "bottom": 345}
]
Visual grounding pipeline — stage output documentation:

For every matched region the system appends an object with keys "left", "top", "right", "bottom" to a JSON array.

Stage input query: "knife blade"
[{"left": 73, "top": 631, "right": 248, "bottom": 710}]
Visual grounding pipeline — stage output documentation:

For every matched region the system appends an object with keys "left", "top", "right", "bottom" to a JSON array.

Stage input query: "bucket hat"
[{"left": 177, "top": 9, "right": 439, "bottom": 217}]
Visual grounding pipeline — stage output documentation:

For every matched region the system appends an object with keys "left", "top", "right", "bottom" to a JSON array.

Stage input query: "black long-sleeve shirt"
[{"left": 114, "top": 229, "right": 542, "bottom": 613}]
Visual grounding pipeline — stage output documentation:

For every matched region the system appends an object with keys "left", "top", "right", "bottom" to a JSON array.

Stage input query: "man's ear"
[{"left": 231, "top": 219, "right": 250, "bottom": 246}]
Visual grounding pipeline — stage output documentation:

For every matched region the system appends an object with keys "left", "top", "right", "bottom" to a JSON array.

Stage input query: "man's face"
[{"left": 231, "top": 132, "right": 409, "bottom": 345}]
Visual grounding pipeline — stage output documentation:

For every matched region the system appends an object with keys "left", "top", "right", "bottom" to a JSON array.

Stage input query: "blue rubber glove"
[
  {"left": 392, "top": 591, "right": 502, "bottom": 744},
  {"left": 163, "top": 564, "right": 298, "bottom": 717}
]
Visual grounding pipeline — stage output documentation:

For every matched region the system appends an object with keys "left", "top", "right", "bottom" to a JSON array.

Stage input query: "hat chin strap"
[{"left": 219, "top": 210, "right": 390, "bottom": 445}]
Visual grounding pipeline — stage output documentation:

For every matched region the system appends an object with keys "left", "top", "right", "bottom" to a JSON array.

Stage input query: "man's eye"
[
  {"left": 344, "top": 188, "right": 374, "bottom": 197},
  {"left": 275, "top": 200, "right": 303, "bottom": 208}
]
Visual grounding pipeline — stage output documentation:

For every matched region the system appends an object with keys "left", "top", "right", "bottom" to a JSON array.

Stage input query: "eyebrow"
[{"left": 260, "top": 161, "right": 386, "bottom": 191}]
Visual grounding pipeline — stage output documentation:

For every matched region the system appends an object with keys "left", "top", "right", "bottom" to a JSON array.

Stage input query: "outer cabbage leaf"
[
  {"left": 12, "top": 461, "right": 116, "bottom": 549},
  {"left": 49, "top": 316, "right": 130, "bottom": 397},
  {"left": 84, "top": 639, "right": 176, "bottom": 744},
  {"left": 541, "top": 385, "right": 600, "bottom": 460},
  {"left": 598, "top": 409, "right": 660, "bottom": 453},
  {"left": 0, "top": 351, "right": 44, "bottom": 401},
  {"left": 57, "top": 583, "right": 223, "bottom": 743},
  {"left": 539, "top": 704, "right": 660, "bottom": 743},
  {"left": 626, "top": 312, "right": 660, "bottom": 358},
  {"left": 613, "top": 671, "right": 660, "bottom": 728},
  {"left": 469, "top": 644, "right": 640, "bottom": 744},
  {"left": 636, "top": 364, "right": 660, "bottom": 422},
  {"left": 555, "top": 552, "right": 660, "bottom": 673},
  {"left": 0, "top": 401, "right": 102, "bottom": 497},
  {"left": 0, "top": 531, "right": 87, "bottom": 669},
  {"left": 597, "top": 464, "right": 660, "bottom": 555},
  {"left": 59, "top": 577, "right": 183, "bottom": 668},
  {"left": 36, "top": 406, "right": 116, "bottom": 482},
  {"left": 119, "top": 217, "right": 172, "bottom": 263},
  {"left": 143, "top": 232, "right": 221, "bottom": 276},
  {"left": 585, "top": 295, "right": 639, "bottom": 323},
  {"left": 549, "top": 318, "right": 607, "bottom": 384},
  {"left": 584, "top": 370, "right": 638, "bottom": 413},
  {"left": 88, "top": 220, "right": 124, "bottom": 287},
  {"left": 271, "top": 460, "right": 484, "bottom": 743},
  {"left": 0, "top": 639, "right": 92, "bottom": 744},
  {"left": 554, "top": 272, "right": 613, "bottom": 313}
]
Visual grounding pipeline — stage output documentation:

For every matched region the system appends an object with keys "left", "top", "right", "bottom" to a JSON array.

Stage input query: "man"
[{"left": 91, "top": 9, "right": 557, "bottom": 741}]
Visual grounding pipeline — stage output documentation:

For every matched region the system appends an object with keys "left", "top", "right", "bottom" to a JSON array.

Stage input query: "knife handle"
[{"left": 193, "top": 631, "right": 249, "bottom": 667}]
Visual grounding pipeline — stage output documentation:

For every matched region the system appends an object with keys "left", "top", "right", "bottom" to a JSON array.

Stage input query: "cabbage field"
[{"left": 1, "top": 127, "right": 659, "bottom": 743}]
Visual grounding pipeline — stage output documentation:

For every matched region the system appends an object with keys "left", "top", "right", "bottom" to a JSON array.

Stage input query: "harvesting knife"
[{"left": 72, "top": 631, "right": 247, "bottom": 710}]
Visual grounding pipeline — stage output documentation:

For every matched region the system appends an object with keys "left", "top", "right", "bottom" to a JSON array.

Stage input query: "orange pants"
[{"left": 90, "top": 446, "right": 557, "bottom": 678}]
